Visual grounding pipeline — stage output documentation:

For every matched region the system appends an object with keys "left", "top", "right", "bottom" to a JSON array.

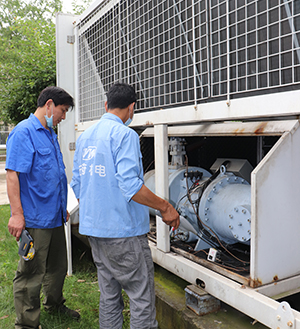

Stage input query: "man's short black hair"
[
  {"left": 107, "top": 82, "right": 137, "bottom": 110},
  {"left": 37, "top": 86, "right": 74, "bottom": 109}
]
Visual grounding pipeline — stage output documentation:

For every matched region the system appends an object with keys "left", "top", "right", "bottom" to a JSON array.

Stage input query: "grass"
[{"left": 0, "top": 204, "right": 130, "bottom": 329}]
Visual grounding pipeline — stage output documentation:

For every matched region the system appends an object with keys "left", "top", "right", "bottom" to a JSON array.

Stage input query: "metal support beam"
[
  {"left": 150, "top": 241, "right": 300, "bottom": 329},
  {"left": 154, "top": 124, "right": 170, "bottom": 253}
]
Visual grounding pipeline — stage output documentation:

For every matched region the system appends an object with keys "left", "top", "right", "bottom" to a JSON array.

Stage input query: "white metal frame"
[
  {"left": 56, "top": 0, "right": 300, "bottom": 326},
  {"left": 149, "top": 239, "right": 300, "bottom": 329},
  {"left": 151, "top": 120, "right": 300, "bottom": 329},
  {"left": 154, "top": 125, "right": 170, "bottom": 252},
  {"left": 251, "top": 123, "right": 300, "bottom": 286},
  {"left": 56, "top": 13, "right": 78, "bottom": 276},
  {"left": 130, "top": 89, "right": 300, "bottom": 127}
]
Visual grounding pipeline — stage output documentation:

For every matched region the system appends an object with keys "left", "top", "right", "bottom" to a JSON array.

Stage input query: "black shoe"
[{"left": 57, "top": 304, "right": 80, "bottom": 320}]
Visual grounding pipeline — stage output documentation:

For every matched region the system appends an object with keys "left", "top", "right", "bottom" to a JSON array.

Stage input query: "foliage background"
[{"left": 0, "top": 0, "right": 90, "bottom": 125}]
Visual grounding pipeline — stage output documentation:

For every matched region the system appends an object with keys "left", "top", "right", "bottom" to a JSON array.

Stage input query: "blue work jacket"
[
  {"left": 6, "top": 114, "right": 67, "bottom": 228},
  {"left": 70, "top": 113, "right": 149, "bottom": 238}
]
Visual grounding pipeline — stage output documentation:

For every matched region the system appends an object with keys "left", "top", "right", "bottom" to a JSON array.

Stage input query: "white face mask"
[{"left": 44, "top": 104, "right": 54, "bottom": 128}]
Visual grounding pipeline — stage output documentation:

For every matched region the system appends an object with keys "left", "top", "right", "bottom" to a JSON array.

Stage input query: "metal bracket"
[
  {"left": 69, "top": 142, "right": 76, "bottom": 151},
  {"left": 67, "top": 35, "right": 75, "bottom": 44},
  {"left": 274, "top": 302, "right": 295, "bottom": 329}
]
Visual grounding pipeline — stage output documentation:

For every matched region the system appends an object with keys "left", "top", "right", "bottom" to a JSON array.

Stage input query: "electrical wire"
[
  {"left": 183, "top": 155, "right": 250, "bottom": 265},
  {"left": 175, "top": 242, "right": 249, "bottom": 272},
  {"left": 146, "top": 151, "right": 250, "bottom": 268},
  {"left": 144, "top": 160, "right": 155, "bottom": 173}
]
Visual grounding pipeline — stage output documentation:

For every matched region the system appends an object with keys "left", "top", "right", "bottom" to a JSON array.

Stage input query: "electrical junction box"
[
  {"left": 210, "top": 158, "right": 253, "bottom": 184},
  {"left": 207, "top": 248, "right": 218, "bottom": 262}
]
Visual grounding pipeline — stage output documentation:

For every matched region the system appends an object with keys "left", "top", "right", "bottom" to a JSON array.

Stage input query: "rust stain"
[
  {"left": 254, "top": 122, "right": 268, "bottom": 135},
  {"left": 145, "top": 121, "right": 153, "bottom": 126},
  {"left": 233, "top": 128, "right": 245, "bottom": 135},
  {"left": 250, "top": 275, "right": 278, "bottom": 287},
  {"left": 250, "top": 277, "right": 263, "bottom": 288}
]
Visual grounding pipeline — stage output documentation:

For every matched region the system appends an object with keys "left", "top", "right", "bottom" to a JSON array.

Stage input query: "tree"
[
  {"left": 0, "top": 0, "right": 61, "bottom": 124},
  {"left": 71, "top": 0, "right": 92, "bottom": 16},
  {"left": 0, "top": 0, "right": 92, "bottom": 124}
]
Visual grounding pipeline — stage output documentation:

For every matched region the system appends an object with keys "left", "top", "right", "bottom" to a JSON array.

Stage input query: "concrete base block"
[
  {"left": 185, "top": 285, "right": 221, "bottom": 316},
  {"left": 154, "top": 264, "right": 267, "bottom": 329}
]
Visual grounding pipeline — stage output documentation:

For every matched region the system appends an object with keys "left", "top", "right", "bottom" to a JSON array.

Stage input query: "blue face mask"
[
  {"left": 124, "top": 117, "right": 132, "bottom": 126},
  {"left": 44, "top": 104, "right": 54, "bottom": 128},
  {"left": 124, "top": 107, "right": 134, "bottom": 126},
  {"left": 44, "top": 115, "right": 53, "bottom": 128}
]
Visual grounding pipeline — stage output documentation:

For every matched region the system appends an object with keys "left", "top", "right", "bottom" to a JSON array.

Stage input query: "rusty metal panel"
[
  {"left": 141, "top": 120, "right": 299, "bottom": 137},
  {"left": 251, "top": 121, "right": 300, "bottom": 286}
]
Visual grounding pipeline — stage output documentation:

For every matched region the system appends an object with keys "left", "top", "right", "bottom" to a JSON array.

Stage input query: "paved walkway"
[{"left": 0, "top": 162, "right": 9, "bottom": 205}]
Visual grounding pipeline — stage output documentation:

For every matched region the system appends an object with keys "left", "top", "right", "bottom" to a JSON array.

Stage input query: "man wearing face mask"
[
  {"left": 70, "top": 82, "right": 179, "bottom": 329},
  {"left": 6, "top": 86, "right": 80, "bottom": 329}
]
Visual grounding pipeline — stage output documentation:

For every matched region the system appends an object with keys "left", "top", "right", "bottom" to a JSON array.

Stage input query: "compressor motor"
[{"left": 144, "top": 138, "right": 252, "bottom": 251}]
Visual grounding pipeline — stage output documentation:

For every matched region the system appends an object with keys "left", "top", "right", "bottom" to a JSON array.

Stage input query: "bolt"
[
  {"left": 229, "top": 225, "right": 233, "bottom": 229},
  {"left": 277, "top": 315, "right": 281, "bottom": 321},
  {"left": 208, "top": 197, "right": 212, "bottom": 201},
  {"left": 213, "top": 188, "right": 217, "bottom": 193},
  {"left": 205, "top": 207, "right": 209, "bottom": 211},
  {"left": 287, "top": 321, "right": 293, "bottom": 327},
  {"left": 229, "top": 214, "right": 233, "bottom": 219},
  {"left": 238, "top": 222, "right": 242, "bottom": 226},
  {"left": 242, "top": 209, "right": 246, "bottom": 214},
  {"left": 235, "top": 177, "right": 238, "bottom": 181},
  {"left": 247, "top": 219, "right": 251, "bottom": 223},
  {"left": 205, "top": 218, "right": 209, "bottom": 221},
  {"left": 248, "top": 230, "right": 251, "bottom": 234},
  {"left": 219, "top": 181, "right": 222, "bottom": 185},
  {"left": 234, "top": 234, "right": 238, "bottom": 238},
  {"left": 234, "top": 208, "right": 238, "bottom": 212},
  {"left": 242, "top": 237, "right": 245, "bottom": 241}
]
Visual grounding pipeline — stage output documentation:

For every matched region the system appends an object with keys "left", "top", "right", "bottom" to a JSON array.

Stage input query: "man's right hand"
[
  {"left": 6, "top": 169, "right": 25, "bottom": 241},
  {"left": 131, "top": 184, "right": 180, "bottom": 229},
  {"left": 8, "top": 214, "right": 25, "bottom": 241},
  {"left": 160, "top": 203, "right": 180, "bottom": 230}
]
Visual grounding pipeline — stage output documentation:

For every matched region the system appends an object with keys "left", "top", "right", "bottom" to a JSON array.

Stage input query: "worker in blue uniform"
[
  {"left": 71, "top": 82, "right": 180, "bottom": 329},
  {"left": 6, "top": 86, "right": 80, "bottom": 329}
]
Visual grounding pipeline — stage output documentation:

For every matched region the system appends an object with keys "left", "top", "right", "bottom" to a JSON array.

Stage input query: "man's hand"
[
  {"left": 66, "top": 210, "right": 70, "bottom": 222},
  {"left": 6, "top": 169, "right": 25, "bottom": 241},
  {"left": 160, "top": 203, "right": 180, "bottom": 230},
  {"left": 132, "top": 184, "right": 180, "bottom": 229},
  {"left": 8, "top": 214, "right": 25, "bottom": 241}
]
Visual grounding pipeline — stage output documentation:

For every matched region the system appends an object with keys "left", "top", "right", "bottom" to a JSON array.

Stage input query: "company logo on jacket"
[{"left": 82, "top": 146, "right": 97, "bottom": 160}]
